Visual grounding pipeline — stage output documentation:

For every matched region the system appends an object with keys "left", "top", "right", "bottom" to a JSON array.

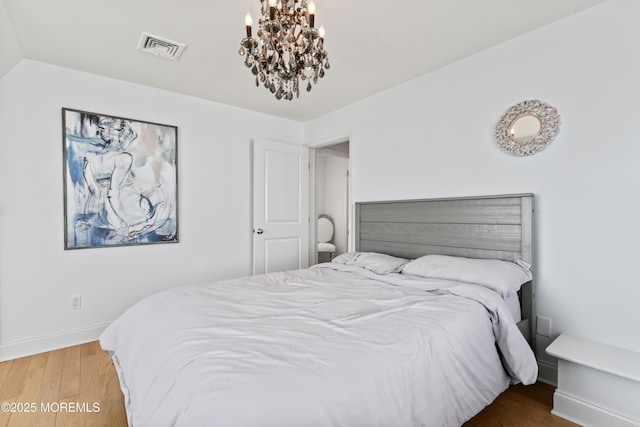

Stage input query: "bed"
[{"left": 100, "top": 193, "right": 538, "bottom": 427}]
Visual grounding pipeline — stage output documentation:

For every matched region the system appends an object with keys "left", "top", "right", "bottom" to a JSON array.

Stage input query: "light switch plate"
[{"left": 537, "top": 315, "right": 552, "bottom": 337}]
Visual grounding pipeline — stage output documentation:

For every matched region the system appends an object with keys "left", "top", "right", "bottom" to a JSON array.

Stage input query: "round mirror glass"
[{"left": 509, "top": 115, "right": 541, "bottom": 142}]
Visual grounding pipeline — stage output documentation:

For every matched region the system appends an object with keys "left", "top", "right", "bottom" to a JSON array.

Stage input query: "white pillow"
[
  {"left": 332, "top": 252, "right": 408, "bottom": 275},
  {"left": 401, "top": 254, "right": 532, "bottom": 296}
]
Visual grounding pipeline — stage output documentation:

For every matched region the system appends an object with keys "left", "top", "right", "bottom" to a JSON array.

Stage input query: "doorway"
[{"left": 314, "top": 140, "right": 350, "bottom": 264}]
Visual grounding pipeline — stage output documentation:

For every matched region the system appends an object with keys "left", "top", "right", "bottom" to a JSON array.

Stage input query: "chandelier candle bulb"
[
  {"left": 245, "top": 13, "right": 252, "bottom": 37},
  {"left": 308, "top": 1, "right": 315, "bottom": 27},
  {"left": 269, "top": 0, "right": 276, "bottom": 20}
]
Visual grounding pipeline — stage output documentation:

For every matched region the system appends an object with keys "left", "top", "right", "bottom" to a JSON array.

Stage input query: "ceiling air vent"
[{"left": 137, "top": 32, "right": 186, "bottom": 60}]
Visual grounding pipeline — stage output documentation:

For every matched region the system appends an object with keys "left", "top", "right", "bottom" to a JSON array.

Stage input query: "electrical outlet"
[
  {"left": 70, "top": 295, "right": 82, "bottom": 310},
  {"left": 536, "top": 315, "right": 552, "bottom": 337}
]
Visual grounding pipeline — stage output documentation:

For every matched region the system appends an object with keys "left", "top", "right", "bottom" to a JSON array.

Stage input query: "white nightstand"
[{"left": 546, "top": 334, "right": 640, "bottom": 427}]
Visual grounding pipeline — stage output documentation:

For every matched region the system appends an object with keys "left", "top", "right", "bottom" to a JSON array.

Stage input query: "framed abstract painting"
[{"left": 62, "top": 108, "right": 179, "bottom": 249}]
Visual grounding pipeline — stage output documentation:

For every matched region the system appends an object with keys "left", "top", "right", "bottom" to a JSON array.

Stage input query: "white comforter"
[{"left": 100, "top": 264, "right": 537, "bottom": 427}]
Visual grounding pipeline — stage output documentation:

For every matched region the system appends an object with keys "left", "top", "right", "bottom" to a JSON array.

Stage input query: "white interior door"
[{"left": 253, "top": 140, "right": 309, "bottom": 275}]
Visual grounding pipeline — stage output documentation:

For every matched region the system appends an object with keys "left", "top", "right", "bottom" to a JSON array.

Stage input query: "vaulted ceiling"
[{"left": 2, "top": 0, "right": 606, "bottom": 121}]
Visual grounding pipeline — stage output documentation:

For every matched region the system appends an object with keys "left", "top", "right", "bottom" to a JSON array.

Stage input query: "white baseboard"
[
  {"left": 0, "top": 323, "right": 110, "bottom": 362},
  {"left": 553, "top": 391, "right": 640, "bottom": 427}
]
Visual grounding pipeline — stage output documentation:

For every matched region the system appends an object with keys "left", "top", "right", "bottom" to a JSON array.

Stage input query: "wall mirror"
[{"left": 495, "top": 100, "right": 560, "bottom": 156}]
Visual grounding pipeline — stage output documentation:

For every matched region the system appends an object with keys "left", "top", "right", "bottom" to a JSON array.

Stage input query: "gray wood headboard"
[{"left": 354, "top": 193, "right": 535, "bottom": 350}]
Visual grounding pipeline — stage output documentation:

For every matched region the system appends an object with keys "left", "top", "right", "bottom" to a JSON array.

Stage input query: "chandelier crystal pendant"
[{"left": 239, "top": 0, "right": 330, "bottom": 101}]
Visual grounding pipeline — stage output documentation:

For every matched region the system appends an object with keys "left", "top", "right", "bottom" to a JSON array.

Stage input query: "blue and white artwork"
[{"left": 63, "top": 108, "right": 178, "bottom": 249}]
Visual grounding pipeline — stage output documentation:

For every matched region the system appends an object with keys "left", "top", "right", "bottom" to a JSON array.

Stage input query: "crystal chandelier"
[{"left": 239, "top": 0, "right": 330, "bottom": 100}]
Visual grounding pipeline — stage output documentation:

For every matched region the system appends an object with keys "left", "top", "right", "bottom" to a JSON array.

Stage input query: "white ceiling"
[{"left": 3, "top": 0, "right": 605, "bottom": 122}]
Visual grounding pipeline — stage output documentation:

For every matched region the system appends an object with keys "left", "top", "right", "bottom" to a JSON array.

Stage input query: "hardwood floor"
[
  {"left": 465, "top": 383, "right": 579, "bottom": 427},
  {"left": 0, "top": 341, "right": 127, "bottom": 427},
  {"left": 0, "top": 341, "right": 578, "bottom": 426}
]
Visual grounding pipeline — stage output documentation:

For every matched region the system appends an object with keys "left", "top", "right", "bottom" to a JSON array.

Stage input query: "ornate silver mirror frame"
[{"left": 495, "top": 99, "right": 560, "bottom": 156}]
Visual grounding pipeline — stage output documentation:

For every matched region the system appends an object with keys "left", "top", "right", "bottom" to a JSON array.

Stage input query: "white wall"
[
  {"left": 306, "top": 0, "right": 640, "bottom": 360},
  {"left": 0, "top": 59, "right": 303, "bottom": 360},
  {"left": 0, "top": 0, "right": 22, "bottom": 78}
]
